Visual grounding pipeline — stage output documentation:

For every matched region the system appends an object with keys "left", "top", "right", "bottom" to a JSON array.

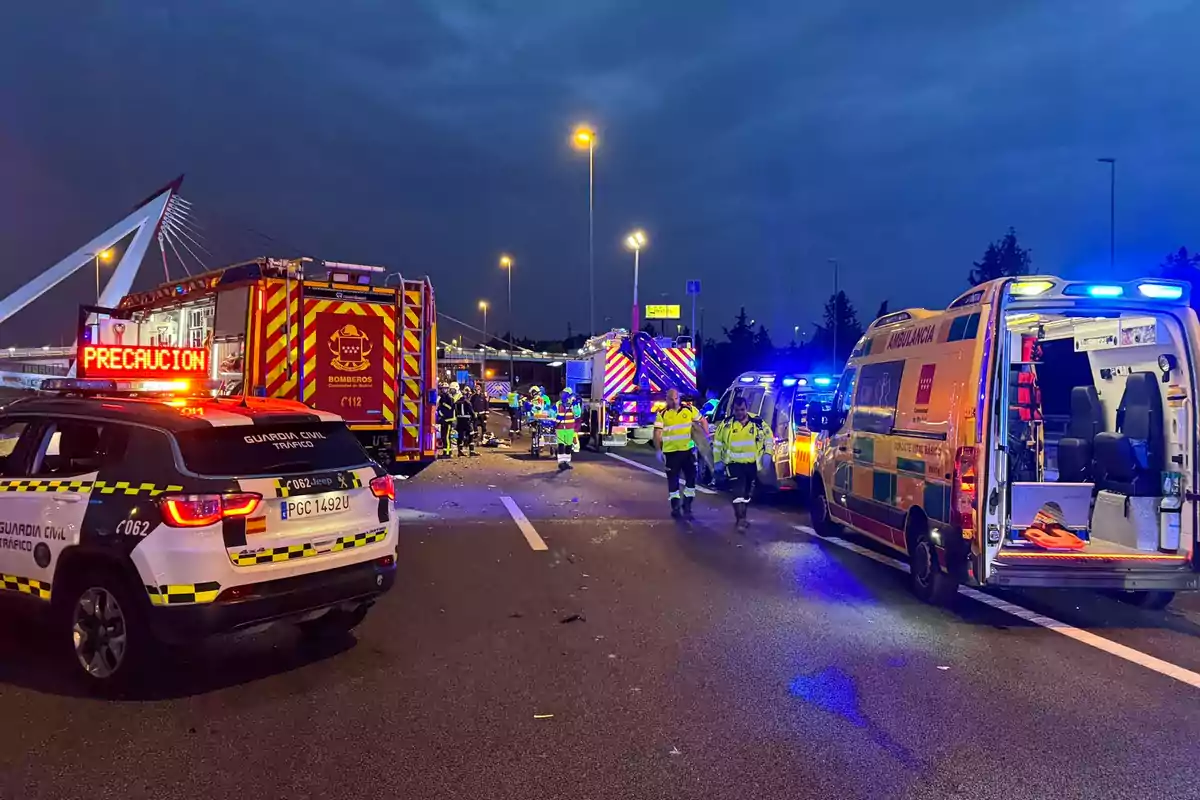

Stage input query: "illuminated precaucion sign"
[{"left": 78, "top": 345, "right": 210, "bottom": 380}]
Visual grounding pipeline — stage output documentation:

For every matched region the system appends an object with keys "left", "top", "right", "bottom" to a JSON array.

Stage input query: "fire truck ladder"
[
  {"left": 630, "top": 332, "right": 693, "bottom": 392},
  {"left": 398, "top": 279, "right": 430, "bottom": 458}
]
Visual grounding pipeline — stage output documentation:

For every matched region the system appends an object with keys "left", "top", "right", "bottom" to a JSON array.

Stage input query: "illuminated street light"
[
  {"left": 500, "top": 255, "right": 515, "bottom": 390},
  {"left": 572, "top": 124, "right": 597, "bottom": 335},
  {"left": 624, "top": 229, "right": 648, "bottom": 333},
  {"left": 89, "top": 248, "right": 114, "bottom": 303}
]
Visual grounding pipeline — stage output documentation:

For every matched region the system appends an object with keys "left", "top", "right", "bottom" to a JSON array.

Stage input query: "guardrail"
[{"left": 0, "top": 346, "right": 75, "bottom": 359}]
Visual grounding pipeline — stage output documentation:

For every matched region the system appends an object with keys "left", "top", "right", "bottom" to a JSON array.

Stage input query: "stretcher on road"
[{"left": 529, "top": 416, "right": 556, "bottom": 458}]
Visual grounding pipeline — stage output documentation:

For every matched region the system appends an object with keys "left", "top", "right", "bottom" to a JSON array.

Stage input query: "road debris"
[
  {"left": 937, "top": 665, "right": 950, "bottom": 671},
  {"left": 534, "top": 714, "right": 554, "bottom": 720},
  {"left": 560, "top": 613, "right": 586, "bottom": 624},
  {"left": 668, "top": 746, "right": 682, "bottom": 756}
]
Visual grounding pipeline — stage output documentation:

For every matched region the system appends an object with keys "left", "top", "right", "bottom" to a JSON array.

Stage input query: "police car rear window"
[{"left": 174, "top": 422, "right": 372, "bottom": 476}]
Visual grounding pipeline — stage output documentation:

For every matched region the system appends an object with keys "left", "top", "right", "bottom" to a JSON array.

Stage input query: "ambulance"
[
  {"left": 809, "top": 277, "right": 1200, "bottom": 608},
  {"left": 112, "top": 258, "right": 438, "bottom": 469},
  {"left": 709, "top": 372, "right": 837, "bottom": 490}
]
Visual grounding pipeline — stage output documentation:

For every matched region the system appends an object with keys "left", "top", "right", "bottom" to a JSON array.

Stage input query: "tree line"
[{"left": 697, "top": 228, "right": 1200, "bottom": 393}]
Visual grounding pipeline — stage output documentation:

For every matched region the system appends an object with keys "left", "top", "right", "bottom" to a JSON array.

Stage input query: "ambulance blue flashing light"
[
  {"left": 782, "top": 377, "right": 797, "bottom": 387},
  {"left": 738, "top": 376, "right": 756, "bottom": 383},
  {"left": 1086, "top": 284, "right": 1123, "bottom": 298},
  {"left": 1138, "top": 282, "right": 1185, "bottom": 300},
  {"left": 797, "top": 378, "right": 808, "bottom": 386},
  {"left": 759, "top": 376, "right": 773, "bottom": 384},
  {"left": 814, "top": 377, "right": 833, "bottom": 386}
]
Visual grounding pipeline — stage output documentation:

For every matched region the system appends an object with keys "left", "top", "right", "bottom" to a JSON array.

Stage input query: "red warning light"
[{"left": 78, "top": 345, "right": 209, "bottom": 380}]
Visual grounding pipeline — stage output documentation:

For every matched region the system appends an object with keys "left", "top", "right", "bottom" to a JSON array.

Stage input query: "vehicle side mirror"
[{"left": 805, "top": 401, "right": 829, "bottom": 433}]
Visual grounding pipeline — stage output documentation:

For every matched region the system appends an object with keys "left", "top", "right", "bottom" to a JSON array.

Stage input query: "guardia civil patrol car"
[{"left": 0, "top": 379, "right": 399, "bottom": 691}]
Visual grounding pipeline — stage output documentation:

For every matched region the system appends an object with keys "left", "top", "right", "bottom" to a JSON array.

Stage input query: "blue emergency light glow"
[
  {"left": 814, "top": 377, "right": 833, "bottom": 386},
  {"left": 782, "top": 377, "right": 797, "bottom": 387},
  {"left": 1137, "top": 282, "right": 1184, "bottom": 300},
  {"left": 1086, "top": 284, "right": 1123, "bottom": 298},
  {"left": 739, "top": 376, "right": 756, "bottom": 383},
  {"left": 759, "top": 376, "right": 773, "bottom": 384},
  {"left": 797, "top": 378, "right": 808, "bottom": 386}
]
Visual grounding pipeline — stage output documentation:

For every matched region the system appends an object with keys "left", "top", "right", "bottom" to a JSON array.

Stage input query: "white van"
[{"left": 810, "top": 276, "right": 1200, "bottom": 608}]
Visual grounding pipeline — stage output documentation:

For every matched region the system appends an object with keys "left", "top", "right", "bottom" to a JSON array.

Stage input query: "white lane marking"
[
  {"left": 604, "top": 452, "right": 717, "bottom": 494},
  {"left": 500, "top": 496, "right": 548, "bottom": 551},
  {"left": 795, "top": 524, "right": 1200, "bottom": 690}
]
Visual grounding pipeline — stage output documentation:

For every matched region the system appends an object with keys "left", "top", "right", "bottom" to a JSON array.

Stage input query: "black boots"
[
  {"left": 682, "top": 497, "right": 694, "bottom": 519},
  {"left": 734, "top": 502, "right": 749, "bottom": 531},
  {"left": 670, "top": 497, "right": 682, "bottom": 519}
]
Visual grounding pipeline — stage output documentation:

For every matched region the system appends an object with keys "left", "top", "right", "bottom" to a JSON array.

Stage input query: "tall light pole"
[
  {"left": 91, "top": 248, "right": 113, "bottom": 302},
  {"left": 500, "top": 255, "right": 514, "bottom": 391},
  {"left": 828, "top": 258, "right": 840, "bottom": 367},
  {"left": 478, "top": 299, "right": 489, "bottom": 391},
  {"left": 1097, "top": 157, "right": 1116, "bottom": 270},
  {"left": 624, "top": 230, "right": 647, "bottom": 334},
  {"left": 573, "top": 125, "right": 597, "bottom": 335}
]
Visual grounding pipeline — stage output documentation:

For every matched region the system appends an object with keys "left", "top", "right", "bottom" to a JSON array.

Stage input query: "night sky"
[{"left": 2, "top": 1, "right": 1199, "bottom": 347}]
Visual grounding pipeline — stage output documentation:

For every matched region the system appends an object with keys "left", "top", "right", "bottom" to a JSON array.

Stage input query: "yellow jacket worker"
[
  {"left": 713, "top": 395, "right": 769, "bottom": 530},
  {"left": 654, "top": 388, "right": 709, "bottom": 519}
]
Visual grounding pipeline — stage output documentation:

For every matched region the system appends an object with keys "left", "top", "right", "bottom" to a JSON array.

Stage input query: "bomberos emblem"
[{"left": 329, "top": 323, "right": 373, "bottom": 372}]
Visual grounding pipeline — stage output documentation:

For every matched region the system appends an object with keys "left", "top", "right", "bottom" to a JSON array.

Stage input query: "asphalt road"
[{"left": 3, "top": 414, "right": 1200, "bottom": 799}]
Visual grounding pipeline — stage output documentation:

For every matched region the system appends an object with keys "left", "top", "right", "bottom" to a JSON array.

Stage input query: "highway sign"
[
  {"left": 645, "top": 304, "right": 681, "bottom": 320},
  {"left": 686, "top": 280, "right": 701, "bottom": 295}
]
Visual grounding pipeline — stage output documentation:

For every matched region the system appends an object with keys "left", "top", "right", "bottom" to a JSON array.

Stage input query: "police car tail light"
[
  {"left": 369, "top": 475, "right": 395, "bottom": 501},
  {"left": 159, "top": 493, "right": 263, "bottom": 527},
  {"left": 950, "top": 447, "right": 977, "bottom": 530}
]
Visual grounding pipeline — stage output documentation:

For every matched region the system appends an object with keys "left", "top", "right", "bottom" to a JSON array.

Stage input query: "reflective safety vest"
[
  {"left": 508, "top": 391, "right": 520, "bottom": 408},
  {"left": 656, "top": 406, "right": 698, "bottom": 453},
  {"left": 553, "top": 400, "right": 578, "bottom": 431},
  {"left": 713, "top": 416, "right": 767, "bottom": 464}
]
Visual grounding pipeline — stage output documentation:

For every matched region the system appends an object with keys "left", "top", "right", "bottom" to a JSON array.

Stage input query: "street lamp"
[
  {"left": 91, "top": 248, "right": 113, "bottom": 303},
  {"left": 624, "top": 230, "right": 647, "bottom": 334},
  {"left": 572, "top": 124, "right": 597, "bottom": 336},
  {"left": 478, "top": 300, "right": 489, "bottom": 392},
  {"left": 500, "top": 255, "right": 515, "bottom": 392},
  {"left": 1097, "top": 157, "right": 1116, "bottom": 270}
]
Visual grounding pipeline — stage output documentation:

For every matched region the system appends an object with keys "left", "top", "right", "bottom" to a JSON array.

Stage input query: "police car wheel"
[
  {"left": 298, "top": 605, "right": 369, "bottom": 642},
  {"left": 1119, "top": 590, "right": 1175, "bottom": 610},
  {"left": 58, "top": 569, "right": 152, "bottom": 689}
]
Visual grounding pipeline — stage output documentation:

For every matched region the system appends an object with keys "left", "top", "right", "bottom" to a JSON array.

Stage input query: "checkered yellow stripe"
[
  {"left": 230, "top": 543, "right": 317, "bottom": 567},
  {"left": 1, "top": 574, "right": 51, "bottom": 600},
  {"left": 331, "top": 527, "right": 387, "bottom": 552},
  {"left": 0, "top": 479, "right": 183, "bottom": 496},
  {"left": 145, "top": 581, "right": 221, "bottom": 606},
  {"left": 272, "top": 472, "right": 362, "bottom": 498}
]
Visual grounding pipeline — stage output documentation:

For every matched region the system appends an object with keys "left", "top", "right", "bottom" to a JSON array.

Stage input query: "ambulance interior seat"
[
  {"left": 1056, "top": 387, "right": 1104, "bottom": 483},
  {"left": 1092, "top": 372, "right": 1163, "bottom": 497}
]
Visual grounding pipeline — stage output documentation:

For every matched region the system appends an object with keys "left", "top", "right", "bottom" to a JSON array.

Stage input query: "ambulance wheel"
[
  {"left": 809, "top": 476, "right": 840, "bottom": 537},
  {"left": 908, "top": 521, "right": 958, "bottom": 606},
  {"left": 1120, "top": 590, "right": 1175, "bottom": 610},
  {"left": 55, "top": 564, "right": 155, "bottom": 694},
  {"left": 299, "top": 604, "right": 370, "bottom": 642}
]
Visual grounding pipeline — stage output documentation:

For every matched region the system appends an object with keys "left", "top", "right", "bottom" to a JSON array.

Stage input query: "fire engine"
[
  {"left": 106, "top": 258, "right": 438, "bottom": 468},
  {"left": 568, "top": 330, "right": 697, "bottom": 449}
]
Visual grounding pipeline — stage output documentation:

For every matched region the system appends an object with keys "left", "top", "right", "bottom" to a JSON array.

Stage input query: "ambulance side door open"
[{"left": 772, "top": 384, "right": 795, "bottom": 483}]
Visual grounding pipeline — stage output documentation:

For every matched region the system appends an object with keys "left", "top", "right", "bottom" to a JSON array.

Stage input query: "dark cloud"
[{"left": 2, "top": 0, "right": 1199, "bottom": 347}]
